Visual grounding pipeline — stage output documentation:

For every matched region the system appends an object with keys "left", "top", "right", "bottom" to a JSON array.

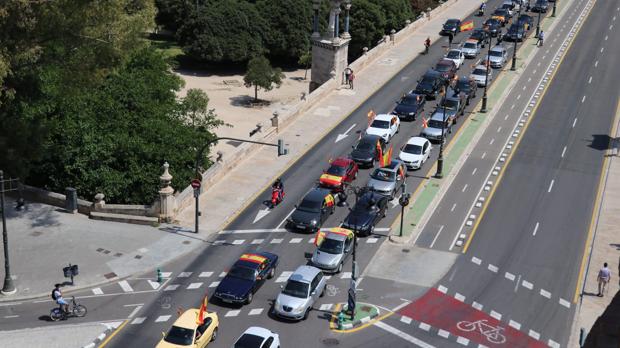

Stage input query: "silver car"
[
  {"left": 470, "top": 64, "right": 493, "bottom": 87},
  {"left": 310, "top": 231, "right": 353, "bottom": 273},
  {"left": 273, "top": 265, "right": 326, "bottom": 320},
  {"left": 422, "top": 111, "right": 453, "bottom": 143},
  {"left": 485, "top": 45, "right": 507, "bottom": 68},
  {"left": 366, "top": 160, "right": 406, "bottom": 200},
  {"left": 461, "top": 40, "right": 481, "bottom": 58}
]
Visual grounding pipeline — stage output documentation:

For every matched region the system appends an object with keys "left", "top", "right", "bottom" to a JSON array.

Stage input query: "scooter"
[
  {"left": 270, "top": 188, "right": 285, "bottom": 208},
  {"left": 478, "top": 7, "right": 485, "bottom": 16}
]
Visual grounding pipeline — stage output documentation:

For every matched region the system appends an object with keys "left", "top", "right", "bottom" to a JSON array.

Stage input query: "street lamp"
[
  {"left": 536, "top": 7, "right": 542, "bottom": 38},
  {"left": 511, "top": 5, "right": 523, "bottom": 71},
  {"left": 480, "top": 30, "right": 492, "bottom": 113},
  {"left": 436, "top": 87, "right": 447, "bottom": 178},
  {"left": 552, "top": 0, "right": 557, "bottom": 17},
  {"left": 193, "top": 137, "right": 288, "bottom": 234},
  {"left": 0, "top": 170, "right": 16, "bottom": 295}
]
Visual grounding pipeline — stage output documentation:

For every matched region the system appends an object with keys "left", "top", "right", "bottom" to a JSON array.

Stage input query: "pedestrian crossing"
[{"left": 212, "top": 235, "right": 381, "bottom": 247}]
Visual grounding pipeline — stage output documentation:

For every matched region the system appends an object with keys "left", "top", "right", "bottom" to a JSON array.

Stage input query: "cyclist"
[
  {"left": 424, "top": 37, "right": 431, "bottom": 54},
  {"left": 52, "top": 284, "right": 69, "bottom": 314}
]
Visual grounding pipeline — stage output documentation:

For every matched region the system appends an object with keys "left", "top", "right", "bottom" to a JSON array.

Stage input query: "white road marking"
[
  {"left": 511, "top": 104, "right": 515, "bottom": 110},
  {"left": 529, "top": 329, "right": 541, "bottom": 340},
  {"left": 289, "top": 238, "right": 302, "bottom": 244},
  {"left": 127, "top": 305, "right": 143, "bottom": 318},
  {"left": 187, "top": 282, "right": 202, "bottom": 290},
  {"left": 497, "top": 126, "right": 502, "bottom": 133},
  {"left": 219, "top": 272, "right": 227, "bottom": 277},
  {"left": 419, "top": 322, "right": 431, "bottom": 331},
  {"left": 232, "top": 239, "right": 245, "bottom": 245},
  {"left": 533, "top": 222, "right": 540, "bottom": 236},
  {"left": 522, "top": 85, "right": 526, "bottom": 90},
  {"left": 92, "top": 288, "right": 103, "bottom": 295},
  {"left": 509, "top": 320, "right": 521, "bottom": 330},
  {"left": 270, "top": 238, "right": 283, "bottom": 244},
  {"left": 451, "top": 203, "right": 457, "bottom": 212},
  {"left": 505, "top": 272, "right": 515, "bottom": 281},
  {"left": 456, "top": 337, "right": 469, "bottom": 346},
  {"left": 178, "top": 272, "right": 192, "bottom": 277},
  {"left": 462, "top": 184, "right": 468, "bottom": 192},
  {"left": 319, "top": 303, "right": 333, "bottom": 311},
  {"left": 155, "top": 315, "right": 171, "bottom": 322},
  {"left": 490, "top": 310, "right": 502, "bottom": 320},
  {"left": 548, "top": 339, "right": 560, "bottom": 348},
  {"left": 581, "top": 95, "right": 586, "bottom": 103},
  {"left": 481, "top": 152, "right": 486, "bottom": 159},
  {"left": 251, "top": 239, "right": 264, "bottom": 244},
  {"left": 573, "top": 117, "right": 578, "bottom": 128},
  {"left": 3, "top": 315, "right": 19, "bottom": 319},
  {"left": 148, "top": 280, "right": 160, "bottom": 290},
  {"left": 400, "top": 316, "right": 413, "bottom": 324},
  {"left": 472, "top": 301, "right": 483, "bottom": 311},
  {"left": 605, "top": 35, "right": 608, "bottom": 41},
  {"left": 336, "top": 124, "right": 357, "bottom": 143},
  {"left": 276, "top": 271, "right": 293, "bottom": 283},
  {"left": 374, "top": 321, "right": 435, "bottom": 348},
  {"left": 253, "top": 208, "right": 271, "bottom": 224},
  {"left": 559, "top": 298, "right": 571, "bottom": 308},
  {"left": 437, "top": 285, "right": 448, "bottom": 294},
  {"left": 588, "top": 76, "right": 592, "bottom": 84},
  {"left": 540, "top": 289, "right": 552, "bottom": 299},
  {"left": 454, "top": 293, "right": 466, "bottom": 302},
  {"left": 131, "top": 317, "right": 146, "bottom": 324},
  {"left": 595, "top": 60, "right": 598, "bottom": 67},
  {"left": 341, "top": 272, "right": 352, "bottom": 279},
  {"left": 208, "top": 281, "right": 220, "bottom": 288},
  {"left": 276, "top": 209, "right": 295, "bottom": 230},
  {"left": 199, "top": 272, "right": 213, "bottom": 278},
  {"left": 367, "top": 237, "right": 379, "bottom": 244},
  {"left": 309, "top": 237, "right": 316, "bottom": 244},
  {"left": 430, "top": 225, "right": 444, "bottom": 248},
  {"left": 438, "top": 329, "right": 450, "bottom": 338},
  {"left": 548, "top": 180, "right": 554, "bottom": 192},
  {"left": 487, "top": 264, "right": 498, "bottom": 273},
  {"left": 118, "top": 280, "right": 134, "bottom": 293},
  {"left": 489, "top": 138, "right": 494, "bottom": 145},
  {"left": 248, "top": 308, "right": 264, "bottom": 316},
  {"left": 600, "top": 47, "right": 604, "bottom": 53},
  {"left": 522, "top": 280, "right": 534, "bottom": 290},
  {"left": 164, "top": 284, "right": 179, "bottom": 291},
  {"left": 515, "top": 275, "right": 521, "bottom": 292},
  {"left": 561, "top": 146, "right": 567, "bottom": 158},
  {"left": 471, "top": 256, "right": 482, "bottom": 265},
  {"left": 225, "top": 310, "right": 241, "bottom": 317}
]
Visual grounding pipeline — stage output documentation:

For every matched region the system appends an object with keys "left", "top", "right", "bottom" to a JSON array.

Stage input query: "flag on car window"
[
  {"left": 381, "top": 145, "right": 393, "bottom": 167},
  {"left": 422, "top": 116, "right": 428, "bottom": 128},
  {"left": 196, "top": 293, "right": 208, "bottom": 324},
  {"left": 460, "top": 20, "right": 474, "bottom": 32}
]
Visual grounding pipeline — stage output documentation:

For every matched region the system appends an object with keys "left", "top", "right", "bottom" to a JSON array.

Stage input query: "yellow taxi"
[{"left": 156, "top": 309, "right": 219, "bottom": 348}]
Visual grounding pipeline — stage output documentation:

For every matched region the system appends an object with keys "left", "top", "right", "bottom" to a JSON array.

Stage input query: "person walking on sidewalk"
[
  {"left": 348, "top": 71, "right": 355, "bottom": 89},
  {"left": 344, "top": 67, "right": 352, "bottom": 86},
  {"left": 597, "top": 262, "right": 611, "bottom": 296},
  {"left": 537, "top": 30, "right": 544, "bottom": 47}
]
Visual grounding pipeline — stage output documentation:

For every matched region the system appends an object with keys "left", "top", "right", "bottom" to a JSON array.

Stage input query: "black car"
[
  {"left": 213, "top": 251, "right": 278, "bottom": 304},
  {"left": 441, "top": 18, "right": 461, "bottom": 35},
  {"left": 350, "top": 134, "right": 386, "bottom": 167},
  {"left": 469, "top": 29, "right": 489, "bottom": 47},
  {"left": 439, "top": 87, "right": 467, "bottom": 119},
  {"left": 494, "top": 8, "right": 512, "bottom": 20},
  {"left": 506, "top": 23, "right": 526, "bottom": 41},
  {"left": 455, "top": 76, "right": 478, "bottom": 105},
  {"left": 518, "top": 14, "right": 534, "bottom": 30},
  {"left": 288, "top": 188, "right": 335, "bottom": 232},
  {"left": 342, "top": 191, "right": 389, "bottom": 236},
  {"left": 393, "top": 93, "right": 426, "bottom": 121},
  {"left": 483, "top": 18, "right": 502, "bottom": 37},
  {"left": 414, "top": 70, "right": 447, "bottom": 99},
  {"left": 532, "top": 0, "right": 549, "bottom": 12}
]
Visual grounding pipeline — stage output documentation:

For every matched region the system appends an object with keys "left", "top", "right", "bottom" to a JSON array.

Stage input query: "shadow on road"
[
  {"left": 587, "top": 134, "right": 615, "bottom": 151},
  {"left": 584, "top": 289, "right": 620, "bottom": 347}
]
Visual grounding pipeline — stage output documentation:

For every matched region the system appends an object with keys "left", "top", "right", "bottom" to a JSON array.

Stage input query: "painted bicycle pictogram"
[{"left": 457, "top": 319, "right": 506, "bottom": 344}]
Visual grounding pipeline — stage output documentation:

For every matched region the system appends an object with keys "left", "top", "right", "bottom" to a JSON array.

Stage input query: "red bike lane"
[{"left": 398, "top": 288, "right": 547, "bottom": 347}]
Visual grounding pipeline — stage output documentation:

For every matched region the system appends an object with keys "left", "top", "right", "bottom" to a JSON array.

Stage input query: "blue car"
[
  {"left": 393, "top": 92, "right": 425, "bottom": 121},
  {"left": 213, "top": 251, "right": 279, "bottom": 305}
]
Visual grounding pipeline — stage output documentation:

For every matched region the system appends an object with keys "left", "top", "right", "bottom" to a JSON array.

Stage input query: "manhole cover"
[
  {"left": 182, "top": 240, "right": 191, "bottom": 245},
  {"left": 104, "top": 272, "right": 117, "bottom": 279},
  {"left": 321, "top": 338, "right": 339, "bottom": 346},
  {"left": 402, "top": 248, "right": 410, "bottom": 253},
  {"left": 29, "top": 231, "right": 43, "bottom": 237}
]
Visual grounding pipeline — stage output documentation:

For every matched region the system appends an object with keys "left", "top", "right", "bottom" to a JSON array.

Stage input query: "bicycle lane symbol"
[{"left": 457, "top": 319, "right": 506, "bottom": 344}]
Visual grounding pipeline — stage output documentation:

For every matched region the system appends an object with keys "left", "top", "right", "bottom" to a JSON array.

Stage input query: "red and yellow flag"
[
  {"left": 460, "top": 20, "right": 474, "bottom": 32},
  {"left": 324, "top": 194, "right": 335, "bottom": 207},
  {"left": 367, "top": 110, "right": 376, "bottom": 126},
  {"left": 422, "top": 117, "right": 428, "bottom": 128},
  {"left": 196, "top": 293, "right": 208, "bottom": 325},
  {"left": 376, "top": 140, "right": 383, "bottom": 162},
  {"left": 398, "top": 164, "right": 405, "bottom": 178},
  {"left": 381, "top": 145, "right": 393, "bottom": 167},
  {"left": 319, "top": 173, "right": 343, "bottom": 186}
]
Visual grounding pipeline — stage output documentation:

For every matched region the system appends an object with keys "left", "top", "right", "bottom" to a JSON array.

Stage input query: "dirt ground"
[{"left": 176, "top": 67, "right": 310, "bottom": 158}]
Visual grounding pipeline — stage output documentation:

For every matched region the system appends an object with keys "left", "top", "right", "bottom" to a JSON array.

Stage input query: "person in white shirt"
[{"left": 597, "top": 262, "right": 611, "bottom": 297}]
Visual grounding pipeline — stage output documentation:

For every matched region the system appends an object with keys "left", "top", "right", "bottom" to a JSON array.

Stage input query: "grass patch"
[{"left": 150, "top": 38, "right": 184, "bottom": 60}]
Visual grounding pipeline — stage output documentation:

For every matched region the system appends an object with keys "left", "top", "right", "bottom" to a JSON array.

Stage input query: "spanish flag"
[
  {"left": 381, "top": 145, "right": 393, "bottom": 167},
  {"left": 196, "top": 293, "right": 208, "bottom": 325},
  {"left": 422, "top": 116, "right": 428, "bottom": 128},
  {"left": 460, "top": 20, "right": 474, "bottom": 32},
  {"left": 376, "top": 140, "right": 383, "bottom": 162}
]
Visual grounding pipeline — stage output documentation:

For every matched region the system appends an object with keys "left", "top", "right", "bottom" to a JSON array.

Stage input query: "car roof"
[
  {"left": 464, "top": 39, "right": 478, "bottom": 44},
  {"left": 330, "top": 157, "right": 352, "bottom": 167},
  {"left": 448, "top": 48, "right": 462, "bottom": 53},
  {"left": 430, "top": 112, "right": 448, "bottom": 121},
  {"left": 325, "top": 232, "right": 347, "bottom": 242},
  {"left": 290, "top": 265, "right": 321, "bottom": 283},
  {"left": 474, "top": 65, "right": 488, "bottom": 70},
  {"left": 304, "top": 188, "right": 332, "bottom": 202},
  {"left": 406, "top": 136, "right": 428, "bottom": 146},
  {"left": 490, "top": 45, "right": 506, "bottom": 52},
  {"left": 359, "top": 134, "right": 382, "bottom": 143},
  {"left": 374, "top": 113, "right": 395, "bottom": 121},
  {"left": 240, "top": 326, "right": 274, "bottom": 339},
  {"left": 437, "top": 59, "right": 454, "bottom": 66},
  {"left": 172, "top": 309, "right": 215, "bottom": 329},
  {"left": 423, "top": 69, "right": 441, "bottom": 77}
]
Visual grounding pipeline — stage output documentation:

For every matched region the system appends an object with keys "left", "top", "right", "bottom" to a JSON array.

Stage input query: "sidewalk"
[{"left": 570, "top": 121, "right": 620, "bottom": 346}]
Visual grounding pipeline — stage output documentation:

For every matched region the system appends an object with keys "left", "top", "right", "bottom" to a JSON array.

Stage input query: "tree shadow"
[
  {"left": 587, "top": 134, "right": 615, "bottom": 151},
  {"left": 229, "top": 95, "right": 271, "bottom": 108},
  {"left": 610, "top": 243, "right": 620, "bottom": 251},
  {"left": 583, "top": 289, "right": 620, "bottom": 347}
]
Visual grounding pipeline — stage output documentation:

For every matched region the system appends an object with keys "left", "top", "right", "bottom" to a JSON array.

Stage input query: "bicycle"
[
  {"left": 457, "top": 319, "right": 506, "bottom": 344},
  {"left": 50, "top": 296, "right": 87, "bottom": 321}
]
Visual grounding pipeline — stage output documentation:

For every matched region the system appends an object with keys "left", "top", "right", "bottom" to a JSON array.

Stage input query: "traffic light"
[{"left": 277, "top": 139, "right": 288, "bottom": 156}]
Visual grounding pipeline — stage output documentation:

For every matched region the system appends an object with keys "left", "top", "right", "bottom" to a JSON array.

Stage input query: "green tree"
[
  {"left": 382, "top": 0, "right": 414, "bottom": 32},
  {"left": 298, "top": 51, "right": 312, "bottom": 80},
  {"left": 243, "top": 56, "right": 285, "bottom": 102},
  {"left": 177, "top": 1, "right": 267, "bottom": 63},
  {"left": 348, "top": 0, "right": 387, "bottom": 58},
  {"left": 256, "top": 0, "right": 312, "bottom": 62}
]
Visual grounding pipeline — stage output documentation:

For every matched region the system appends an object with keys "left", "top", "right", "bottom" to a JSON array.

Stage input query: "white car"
[
  {"left": 366, "top": 113, "right": 400, "bottom": 143},
  {"left": 470, "top": 64, "right": 493, "bottom": 87},
  {"left": 232, "top": 327, "right": 280, "bottom": 348},
  {"left": 399, "top": 137, "right": 432, "bottom": 170},
  {"left": 444, "top": 49, "right": 465, "bottom": 69}
]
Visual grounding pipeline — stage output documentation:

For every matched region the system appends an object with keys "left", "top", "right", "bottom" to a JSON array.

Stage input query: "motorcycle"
[
  {"left": 478, "top": 7, "right": 485, "bottom": 16},
  {"left": 50, "top": 296, "right": 87, "bottom": 321},
  {"left": 270, "top": 188, "right": 285, "bottom": 208}
]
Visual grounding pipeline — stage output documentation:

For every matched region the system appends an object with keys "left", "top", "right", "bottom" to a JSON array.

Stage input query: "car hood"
[
  {"left": 423, "top": 127, "right": 443, "bottom": 136},
  {"left": 394, "top": 104, "right": 418, "bottom": 114},
  {"left": 367, "top": 178, "right": 395, "bottom": 192},
  {"left": 344, "top": 211, "right": 374, "bottom": 228},
  {"left": 276, "top": 292, "right": 310, "bottom": 309},
  {"left": 461, "top": 47, "right": 477, "bottom": 54},
  {"left": 351, "top": 148, "right": 374, "bottom": 161},
  {"left": 311, "top": 250, "right": 343, "bottom": 267},
  {"left": 215, "top": 276, "right": 253, "bottom": 298},
  {"left": 290, "top": 209, "right": 318, "bottom": 224},
  {"left": 399, "top": 151, "right": 424, "bottom": 163},
  {"left": 470, "top": 73, "right": 486, "bottom": 81},
  {"left": 487, "top": 55, "right": 504, "bottom": 63}
]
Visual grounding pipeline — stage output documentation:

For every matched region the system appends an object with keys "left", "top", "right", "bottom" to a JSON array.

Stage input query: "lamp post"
[
  {"left": 0, "top": 170, "right": 16, "bottom": 295},
  {"left": 480, "top": 30, "right": 492, "bottom": 113},
  {"left": 436, "top": 87, "right": 447, "bottom": 178},
  {"left": 511, "top": 5, "right": 522, "bottom": 71},
  {"left": 193, "top": 137, "right": 288, "bottom": 233},
  {"left": 552, "top": 0, "right": 557, "bottom": 17},
  {"left": 536, "top": 7, "right": 542, "bottom": 38}
]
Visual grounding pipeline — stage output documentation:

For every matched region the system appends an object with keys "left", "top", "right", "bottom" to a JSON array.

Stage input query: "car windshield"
[
  {"left": 441, "top": 99, "right": 459, "bottom": 109},
  {"left": 457, "top": 81, "right": 470, "bottom": 91},
  {"left": 435, "top": 63, "right": 451, "bottom": 72},
  {"left": 356, "top": 139, "right": 375, "bottom": 151},
  {"left": 463, "top": 42, "right": 476, "bottom": 49},
  {"left": 228, "top": 266, "right": 256, "bottom": 281},
  {"left": 370, "top": 120, "right": 390, "bottom": 129},
  {"left": 319, "top": 238, "right": 344, "bottom": 254},
  {"left": 403, "top": 144, "right": 423, "bottom": 155},
  {"left": 495, "top": 9, "right": 507, "bottom": 14},
  {"left": 353, "top": 196, "right": 379, "bottom": 213},
  {"left": 298, "top": 197, "right": 320, "bottom": 213},
  {"left": 164, "top": 326, "right": 194, "bottom": 346},
  {"left": 371, "top": 169, "right": 395, "bottom": 182},
  {"left": 446, "top": 19, "right": 459, "bottom": 25},
  {"left": 489, "top": 50, "right": 503, "bottom": 57},
  {"left": 283, "top": 280, "right": 309, "bottom": 298},
  {"left": 428, "top": 120, "right": 445, "bottom": 129},
  {"left": 234, "top": 334, "right": 265, "bottom": 348},
  {"left": 446, "top": 51, "right": 460, "bottom": 59},
  {"left": 326, "top": 165, "right": 346, "bottom": 176},
  {"left": 400, "top": 96, "right": 419, "bottom": 106},
  {"left": 472, "top": 68, "right": 486, "bottom": 75}
]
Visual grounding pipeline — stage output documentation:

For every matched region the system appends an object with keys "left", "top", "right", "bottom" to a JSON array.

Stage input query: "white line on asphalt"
[
  {"left": 456, "top": 337, "right": 469, "bottom": 346},
  {"left": 219, "top": 228, "right": 287, "bottom": 234},
  {"left": 540, "top": 289, "right": 552, "bottom": 299},
  {"left": 595, "top": 60, "right": 598, "bottom": 67},
  {"left": 429, "top": 225, "right": 444, "bottom": 249},
  {"left": 561, "top": 146, "right": 567, "bottom": 158},
  {"left": 3, "top": 315, "right": 19, "bottom": 319},
  {"left": 522, "top": 85, "right": 526, "bottom": 90},
  {"left": 573, "top": 117, "right": 578, "bottom": 127},
  {"left": 155, "top": 315, "right": 171, "bottom": 322},
  {"left": 511, "top": 104, "right": 515, "bottom": 110},
  {"left": 118, "top": 280, "right": 134, "bottom": 293},
  {"left": 517, "top": 94, "right": 521, "bottom": 100},
  {"left": 533, "top": 222, "right": 540, "bottom": 236},
  {"left": 0, "top": 302, "right": 22, "bottom": 307},
  {"left": 92, "top": 288, "right": 103, "bottom": 295},
  {"left": 481, "top": 152, "right": 486, "bottom": 159},
  {"left": 127, "top": 305, "right": 143, "bottom": 318},
  {"left": 437, "top": 285, "right": 448, "bottom": 294},
  {"left": 391, "top": 300, "right": 412, "bottom": 312},
  {"left": 251, "top": 239, "right": 264, "bottom": 244},
  {"left": 490, "top": 310, "right": 502, "bottom": 320},
  {"left": 522, "top": 280, "right": 534, "bottom": 290},
  {"left": 400, "top": 316, "right": 412, "bottom": 324},
  {"left": 505, "top": 272, "right": 515, "bottom": 281},
  {"left": 374, "top": 321, "right": 435, "bottom": 348},
  {"left": 610, "top": 25, "right": 614, "bottom": 30},
  {"left": 600, "top": 47, "right": 604, "bottom": 53},
  {"left": 605, "top": 35, "right": 608, "bottom": 41},
  {"left": 454, "top": 293, "right": 466, "bottom": 302},
  {"left": 505, "top": 114, "right": 509, "bottom": 120},
  {"left": 164, "top": 284, "right": 179, "bottom": 291},
  {"left": 437, "top": 329, "right": 450, "bottom": 338},
  {"left": 187, "top": 282, "right": 203, "bottom": 290},
  {"left": 582, "top": 95, "right": 586, "bottom": 103},
  {"left": 509, "top": 320, "right": 521, "bottom": 330},
  {"left": 472, "top": 301, "right": 483, "bottom": 311},
  {"left": 366, "top": 237, "right": 379, "bottom": 244},
  {"left": 548, "top": 180, "right": 555, "bottom": 193},
  {"left": 319, "top": 303, "right": 333, "bottom": 311},
  {"left": 270, "top": 238, "right": 283, "bottom": 244},
  {"left": 419, "top": 322, "right": 431, "bottom": 331},
  {"left": 487, "top": 264, "right": 498, "bottom": 273},
  {"left": 199, "top": 272, "right": 213, "bottom": 278},
  {"left": 276, "top": 209, "right": 295, "bottom": 230},
  {"left": 471, "top": 256, "right": 482, "bottom": 265},
  {"left": 178, "top": 272, "right": 192, "bottom": 278},
  {"left": 219, "top": 272, "right": 227, "bottom": 277},
  {"left": 248, "top": 308, "right": 264, "bottom": 316},
  {"left": 289, "top": 238, "right": 303, "bottom": 244},
  {"left": 588, "top": 76, "right": 592, "bottom": 84},
  {"left": 232, "top": 239, "right": 245, "bottom": 245},
  {"left": 462, "top": 184, "right": 468, "bottom": 192},
  {"left": 559, "top": 298, "right": 571, "bottom": 308},
  {"left": 276, "top": 271, "right": 293, "bottom": 283},
  {"left": 529, "top": 329, "right": 541, "bottom": 340},
  {"left": 450, "top": 203, "right": 457, "bottom": 212},
  {"left": 341, "top": 272, "right": 352, "bottom": 279},
  {"left": 528, "top": 77, "right": 532, "bottom": 82},
  {"left": 225, "top": 310, "right": 240, "bottom": 317},
  {"left": 533, "top": 69, "right": 537, "bottom": 74},
  {"left": 489, "top": 137, "right": 495, "bottom": 145},
  {"left": 548, "top": 339, "right": 560, "bottom": 348},
  {"left": 131, "top": 317, "right": 146, "bottom": 324},
  {"left": 208, "top": 281, "right": 220, "bottom": 288},
  {"left": 515, "top": 275, "right": 521, "bottom": 292}
]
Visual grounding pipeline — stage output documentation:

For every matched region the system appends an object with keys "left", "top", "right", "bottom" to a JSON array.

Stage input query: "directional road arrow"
[
  {"left": 335, "top": 124, "right": 357, "bottom": 143},
  {"left": 253, "top": 208, "right": 271, "bottom": 224},
  {"left": 391, "top": 194, "right": 402, "bottom": 208}
]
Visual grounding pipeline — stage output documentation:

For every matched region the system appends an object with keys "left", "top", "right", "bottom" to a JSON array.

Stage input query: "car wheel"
[
  {"left": 370, "top": 225, "right": 376, "bottom": 235},
  {"left": 303, "top": 308, "right": 310, "bottom": 320},
  {"left": 211, "top": 327, "right": 218, "bottom": 342},
  {"left": 320, "top": 287, "right": 326, "bottom": 297},
  {"left": 337, "top": 263, "right": 343, "bottom": 273},
  {"left": 371, "top": 158, "right": 376, "bottom": 167},
  {"left": 268, "top": 267, "right": 275, "bottom": 279},
  {"left": 246, "top": 292, "right": 253, "bottom": 305}
]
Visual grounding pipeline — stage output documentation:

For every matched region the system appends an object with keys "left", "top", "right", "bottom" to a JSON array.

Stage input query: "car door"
[
  {"left": 422, "top": 141, "right": 430, "bottom": 162},
  {"left": 195, "top": 317, "right": 214, "bottom": 347}
]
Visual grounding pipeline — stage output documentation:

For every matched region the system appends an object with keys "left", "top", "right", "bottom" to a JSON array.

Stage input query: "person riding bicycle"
[
  {"left": 480, "top": 2, "right": 486, "bottom": 10},
  {"left": 424, "top": 37, "right": 431, "bottom": 53},
  {"left": 52, "top": 284, "right": 69, "bottom": 314}
]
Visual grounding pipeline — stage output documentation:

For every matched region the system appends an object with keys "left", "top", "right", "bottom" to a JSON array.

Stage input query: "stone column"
[
  {"left": 333, "top": 7, "right": 341, "bottom": 40},
  {"left": 158, "top": 162, "right": 176, "bottom": 223},
  {"left": 342, "top": 1, "right": 351, "bottom": 39},
  {"left": 312, "top": 0, "right": 321, "bottom": 39}
]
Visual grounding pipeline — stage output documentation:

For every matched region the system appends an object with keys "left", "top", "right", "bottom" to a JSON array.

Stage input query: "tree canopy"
[{"left": 244, "top": 56, "right": 285, "bottom": 102}]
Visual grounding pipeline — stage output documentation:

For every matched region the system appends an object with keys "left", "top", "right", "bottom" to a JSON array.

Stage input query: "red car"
[
  {"left": 319, "top": 158, "right": 358, "bottom": 192},
  {"left": 435, "top": 59, "right": 457, "bottom": 81}
]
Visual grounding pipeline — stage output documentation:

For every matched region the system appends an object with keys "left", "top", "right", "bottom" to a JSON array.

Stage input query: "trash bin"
[
  {"left": 70, "top": 264, "right": 79, "bottom": 276},
  {"left": 65, "top": 187, "right": 77, "bottom": 213}
]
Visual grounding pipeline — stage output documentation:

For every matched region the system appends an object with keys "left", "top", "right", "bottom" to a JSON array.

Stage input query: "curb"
[
  {"left": 330, "top": 302, "right": 381, "bottom": 331},
  {"left": 340, "top": 310, "right": 380, "bottom": 330},
  {"left": 81, "top": 321, "right": 122, "bottom": 348}
]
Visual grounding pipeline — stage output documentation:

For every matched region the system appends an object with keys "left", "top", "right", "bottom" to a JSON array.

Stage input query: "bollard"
[
  {"left": 157, "top": 268, "right": 163, "bottom": 283},
  {"left": 579, "top": 328, "right": 586, "bottom": 347},
  {"left": 338, "top": 310, "right": 345, "bottom": 330}
]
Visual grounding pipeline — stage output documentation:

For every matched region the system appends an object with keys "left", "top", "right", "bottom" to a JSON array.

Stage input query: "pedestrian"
[
  {"left": 348, "top": 71, "right": 355, "bottom": 89},
  {"left": 344, "top": 67, "right": 352, "bottom": 86},
  {"left": 448, "top": 32, "right": 454, "bottom": 47},
  {"left": 597, "top": 262, "right": 611, "bottom": 296},
  {"left": 537, "top": 30, "right": 544, "bottom": 47},
  {"left": 526, "top": 2, "right": 531, "bottom": 12}
]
